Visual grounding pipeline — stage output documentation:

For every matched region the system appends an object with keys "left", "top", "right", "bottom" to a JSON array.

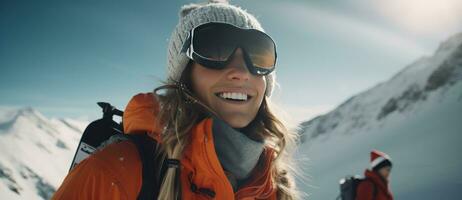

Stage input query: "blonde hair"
[{"left": 153, "top": 64, "right": 300, "bottom": 199}]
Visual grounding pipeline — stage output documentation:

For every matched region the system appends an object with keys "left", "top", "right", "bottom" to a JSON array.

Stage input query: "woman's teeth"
[{"left": 218, "top": 92, "right": 249, "bottom": 101}]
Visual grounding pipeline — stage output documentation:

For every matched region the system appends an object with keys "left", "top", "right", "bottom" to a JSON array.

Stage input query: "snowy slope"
[
  {"left": 0, "top": 107, "right": 86, "bottom": 200},
  {"left": 296, "top": 33, "right": 462, "bottom": 199}
]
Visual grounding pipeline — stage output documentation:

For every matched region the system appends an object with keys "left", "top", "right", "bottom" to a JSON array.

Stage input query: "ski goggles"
[{"left": 181, "top": 22, "right": 277, "bottom": 76}]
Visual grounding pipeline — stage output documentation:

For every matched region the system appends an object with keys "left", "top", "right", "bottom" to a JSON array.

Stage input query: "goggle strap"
[{"left": 180, "top": 32, "right": 192, "bottom": 54}]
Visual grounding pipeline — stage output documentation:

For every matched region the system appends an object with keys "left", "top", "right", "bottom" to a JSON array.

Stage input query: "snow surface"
[
  {"left": 0, "top": 107, "right": 86, "bottom": 200},
  {"left": 296, "top": 33, "right": 462, "bottom": 199}
]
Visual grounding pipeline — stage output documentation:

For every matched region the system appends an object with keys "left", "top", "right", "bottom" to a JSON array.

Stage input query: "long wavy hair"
[{"left": 153, "top": 62, "right": 300, "bottom": 199}]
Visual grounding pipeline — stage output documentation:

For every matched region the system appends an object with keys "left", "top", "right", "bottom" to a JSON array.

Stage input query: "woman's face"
[
  {"left": 378, "top": 166, "right": 392, "bottom": 180},
  {"left": 190, "top": 48, "right": 267, "bottom": 128}
]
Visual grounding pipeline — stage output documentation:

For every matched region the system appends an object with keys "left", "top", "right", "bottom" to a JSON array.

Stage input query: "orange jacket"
[{"left": 52, "top": 93, "right": 278, "bottom": 200}]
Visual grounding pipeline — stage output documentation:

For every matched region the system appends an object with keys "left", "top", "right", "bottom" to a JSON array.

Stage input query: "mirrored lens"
[
  {"left": 241, "top": 30, "right": 276, "bottom": 69},
  {"left": 193, "top": 25, "right": 237, "bottom": 61}
]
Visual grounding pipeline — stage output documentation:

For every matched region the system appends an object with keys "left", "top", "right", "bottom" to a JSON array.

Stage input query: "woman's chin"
[{"left": 219, "top": 115, "right": 252, "bottom": 129}]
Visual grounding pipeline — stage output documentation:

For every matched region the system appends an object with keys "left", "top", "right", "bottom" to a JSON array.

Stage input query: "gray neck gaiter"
[{"left": 211, "top": 117, "right": 265, "bottom": 190}]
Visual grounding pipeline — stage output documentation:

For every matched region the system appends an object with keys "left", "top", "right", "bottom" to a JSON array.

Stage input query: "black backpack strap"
[{"left": 125, "top": 134, "right": 167, "bottom": 200}]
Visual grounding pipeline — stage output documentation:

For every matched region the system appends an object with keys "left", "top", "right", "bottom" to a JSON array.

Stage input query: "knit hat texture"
[{"left": 166, "top": 0, "right": 275, "bottom": 97}]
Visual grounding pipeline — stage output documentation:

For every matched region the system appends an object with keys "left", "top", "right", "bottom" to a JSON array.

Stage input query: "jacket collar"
[
  {"left": 212, "top": 116, "right": 265, "bottom": 181},
  {"left": 185, "top": 118, "right": 276, "bottom": 199}
]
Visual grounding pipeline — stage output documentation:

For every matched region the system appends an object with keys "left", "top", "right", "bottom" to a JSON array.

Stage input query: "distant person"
[{"left": 356, "top": 150, "right": 394, "bottom": 200}]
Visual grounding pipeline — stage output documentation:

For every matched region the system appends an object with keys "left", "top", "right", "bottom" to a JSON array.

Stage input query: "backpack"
[
  {"left": 337, "top": 175, "right": 377, "bottom": 200},
  {"left": 69, "top": 102, "right": 175, "bottom": 200}
]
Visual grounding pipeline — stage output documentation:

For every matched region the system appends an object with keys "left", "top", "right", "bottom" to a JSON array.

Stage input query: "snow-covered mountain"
[
  {"left": 296, "top": 33, "right": 462, "bottom": 199},
  {"left": 0, "top": 107, "right": 86, "bottom": 200}
]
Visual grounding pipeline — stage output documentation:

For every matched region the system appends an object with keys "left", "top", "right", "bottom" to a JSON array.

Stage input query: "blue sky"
[{"left": 1, "top": 0, "right": 461, "bottom": 122}]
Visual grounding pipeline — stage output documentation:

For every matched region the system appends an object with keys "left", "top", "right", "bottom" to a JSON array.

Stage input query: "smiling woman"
[{"left": 52, "top": 0, "right": 300, "bottom": 200}]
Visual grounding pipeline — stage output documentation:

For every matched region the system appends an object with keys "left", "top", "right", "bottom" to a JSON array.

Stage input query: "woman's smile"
[{"left": 191, "top": 48, "right": 266, "bottom": 128}]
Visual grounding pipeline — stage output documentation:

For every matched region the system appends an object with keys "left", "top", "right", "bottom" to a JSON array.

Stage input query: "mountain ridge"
[{"left": 299, "top": 32, "right": 462, "bottom": 141}]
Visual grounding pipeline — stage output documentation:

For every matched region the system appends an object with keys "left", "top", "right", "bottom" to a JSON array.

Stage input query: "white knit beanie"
[{"left": 166, "top": 0, "right": 275, "bottom": 97}]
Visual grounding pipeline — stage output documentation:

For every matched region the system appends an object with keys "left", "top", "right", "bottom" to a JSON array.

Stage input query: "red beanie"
[{"left": 370, "top": 150, "right": 392, "bottom": 170}]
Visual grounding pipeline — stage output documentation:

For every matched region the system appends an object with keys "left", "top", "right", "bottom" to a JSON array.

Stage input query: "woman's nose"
[{"left": 226, "top": 48, "right": 251, "bottom": 81}]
